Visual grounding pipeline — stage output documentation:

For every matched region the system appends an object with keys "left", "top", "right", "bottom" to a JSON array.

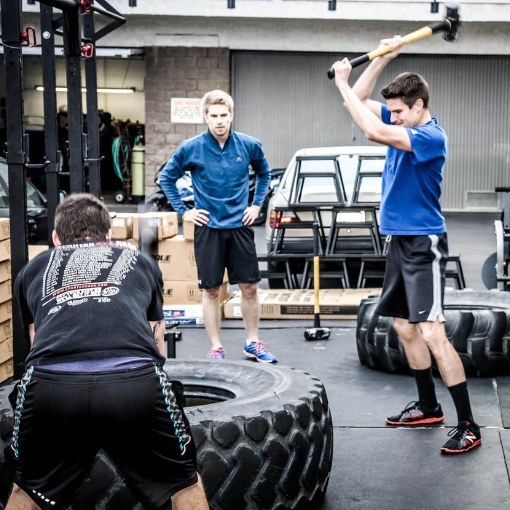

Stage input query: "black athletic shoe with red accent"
[
  {"left": 440, "top": 421, "right": 482, "bottom": 454},
  {"left": 386, "top": 401, "right": 444, "bottom": 426}
]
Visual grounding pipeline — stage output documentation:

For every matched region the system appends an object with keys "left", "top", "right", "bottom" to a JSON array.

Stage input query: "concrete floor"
[
  {"left": 169, "top": 210, "right": 509, "bottom": 510},
  {"left": 99, "top": 200, "right": 510, "bottom": 508},
  {"left": 173, "top": 320, "right": 510, "bottom": 510}
]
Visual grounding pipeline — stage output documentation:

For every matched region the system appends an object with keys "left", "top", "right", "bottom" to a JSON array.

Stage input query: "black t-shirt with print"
[{"left": 15, "top": 240, "right": 165, "bottom": 367}]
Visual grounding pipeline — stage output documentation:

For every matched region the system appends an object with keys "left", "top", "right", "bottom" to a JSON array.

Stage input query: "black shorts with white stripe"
[{"left": 375, "top": 233, "right": 448, "bottom": 323}]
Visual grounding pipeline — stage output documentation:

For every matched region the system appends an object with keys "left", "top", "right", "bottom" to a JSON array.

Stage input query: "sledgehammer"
[
  {"left": 304, "top": 220, "right": 331, "bottom": 341},
  {"left": 327, "top": 0, "right": 461, "bottom": 79}
]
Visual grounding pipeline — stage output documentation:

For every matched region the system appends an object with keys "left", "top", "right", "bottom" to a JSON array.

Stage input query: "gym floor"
[{"left": 172, "top": 211, "right": 510, "bottom": 510}]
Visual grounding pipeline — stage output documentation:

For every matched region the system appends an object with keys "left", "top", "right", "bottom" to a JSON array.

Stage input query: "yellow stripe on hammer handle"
[
  {"left": 327, "top": 19, "right": 451, "bottom": 78},
  {"left": 314, "top": 255, "right": 320, "bottom": 315}
]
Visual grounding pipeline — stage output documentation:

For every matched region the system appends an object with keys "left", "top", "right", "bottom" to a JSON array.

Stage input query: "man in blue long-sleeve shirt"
[{"left": 159, "top": 90, "right": 277, "bottom": 363}]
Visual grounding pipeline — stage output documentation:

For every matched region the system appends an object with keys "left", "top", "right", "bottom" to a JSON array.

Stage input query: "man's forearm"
[
  {"left": 352, "top": 57, "right": 390, "bottom": 100},
  {"left": 337, "top": 82, "right": 385, "bottom": 142}
]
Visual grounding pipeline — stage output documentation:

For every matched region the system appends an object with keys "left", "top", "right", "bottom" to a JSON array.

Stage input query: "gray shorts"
[{"left": 375, "top": 233, "right": 448, "bottom": 323}]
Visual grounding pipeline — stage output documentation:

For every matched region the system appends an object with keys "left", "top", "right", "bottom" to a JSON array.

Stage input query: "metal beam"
[
  {"left": 83, "top": 11, "right": 101, "bottom": 197},
  {"left": 40, "top": 2, "right": 60, "bottom": 243},
  {"left": 35, "top": 0, "right": 78, "bottom": 10},
  {"left": 62, "top": 7, "right": 86, "bottom": 193},
  {"left": 1, "top": 0, "right": 30, "bottom": 378}
]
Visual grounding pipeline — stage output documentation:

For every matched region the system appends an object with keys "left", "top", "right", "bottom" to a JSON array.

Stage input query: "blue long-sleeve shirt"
[{"left": 159, "top": 130, "right": 271, "bottom": 229}]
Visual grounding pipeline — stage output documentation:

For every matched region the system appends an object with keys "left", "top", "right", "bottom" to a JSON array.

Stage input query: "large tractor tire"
[
  {"left": 356, "top": 289, "right": 510, "bottom": 377},
  {"left": 0, "top": 360, "right": 333, "bottom": 510}
]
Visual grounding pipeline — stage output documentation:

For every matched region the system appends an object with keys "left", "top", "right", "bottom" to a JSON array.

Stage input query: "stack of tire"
[
  {"left": 0, "top": 360, "right": 333, "bottom": 510},
  {"left": 356, "top": 289, "right": 510, "bottom": 377}
]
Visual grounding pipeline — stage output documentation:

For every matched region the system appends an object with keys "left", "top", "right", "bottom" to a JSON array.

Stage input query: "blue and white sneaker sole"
[{"left": 243, "top": 351, "right": 277, "bottom": 363}]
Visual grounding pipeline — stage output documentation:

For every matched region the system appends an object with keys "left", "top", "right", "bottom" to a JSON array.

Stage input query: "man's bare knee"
[
  {"left": 171, "top": 478, "right": 208, "bottom": 510},
  {"left": 239, "top": 283, "right": 258, "bottom": 300},
  {"left": 393, "top": 318, "right": 419, "bottom": 343},
  {"left": 203, "top": 287, "right": 221, "bottom": 300},
  {"left": 6, "top": 483, "right": 41, "bottom": 510}
]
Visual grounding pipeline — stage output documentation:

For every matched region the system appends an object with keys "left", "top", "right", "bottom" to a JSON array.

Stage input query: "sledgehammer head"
[
  {"left": 443, "top": 0, "right": 461, "bottom": 42},
  {"left": 304, "top": 328, "right": 331, "bottom": 341}
]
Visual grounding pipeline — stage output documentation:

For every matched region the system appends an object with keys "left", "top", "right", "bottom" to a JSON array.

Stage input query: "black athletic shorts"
[
  {"left": 11, "top": 364, "right": 198, "bottom": 510},
  {"left": 194, "top": 225, "right": 260, "bottom": 288},
  {"left": 375, "top": 233, "right": 448, "bottom": 323}
]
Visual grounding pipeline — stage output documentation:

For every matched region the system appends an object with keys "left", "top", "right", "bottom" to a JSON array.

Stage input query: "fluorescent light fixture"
[
  {"left": 0, "top": 47, "right": 144, "bottom": 58},
  {"left": 35, "top": 86, "right": 136, "bottom": 94}
]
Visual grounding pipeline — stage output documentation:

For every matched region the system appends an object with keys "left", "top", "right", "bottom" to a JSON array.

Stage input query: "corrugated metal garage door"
[{"left": 232, "top": 52, "right": 510, "bottom": 210}]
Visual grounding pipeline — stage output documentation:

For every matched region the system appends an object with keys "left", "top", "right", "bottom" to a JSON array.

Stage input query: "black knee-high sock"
[
  {"left": 448, "top": 381, "right": 474, "bottom": 423},
  {"left": 411, "top": 368, "right": 438, "bottom": 409}
]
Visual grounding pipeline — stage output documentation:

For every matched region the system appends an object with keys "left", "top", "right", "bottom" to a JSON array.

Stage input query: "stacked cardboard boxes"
[
  {"left": 223, "top": 288, "right": 381, "bottom": 320},
  {"left": 0, "top": 218, "right": 13, "bottom": 382},
  {"left": 110, "top": 212, "right": 228, "bottom": 321},
  {"left": 156, "top": 234, "right": 229, "bottom": 307}
]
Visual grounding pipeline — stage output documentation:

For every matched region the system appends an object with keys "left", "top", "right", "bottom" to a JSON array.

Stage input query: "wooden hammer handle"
[{"left": 327, "top": 19, "right": 451, "bottom": 79}]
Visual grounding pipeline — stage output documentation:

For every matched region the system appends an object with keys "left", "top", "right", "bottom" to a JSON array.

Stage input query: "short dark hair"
[
  {"left": 54, "top": 193, "right": 111, "bottom": 244},
  {"left": 381, "top": 72, "right": 430, "bottom": 109}
]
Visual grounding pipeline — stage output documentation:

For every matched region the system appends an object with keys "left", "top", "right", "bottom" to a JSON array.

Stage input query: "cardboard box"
[
  {"left": 223, "top": 288, "right": 381, "bottom": 320},
  {"left": 154, "top": 236, "right": 228, "bottom": 282},
  {"left": 0, "top": 319, "right": 12, "bottom": 342},
  {"left": 133, "top": 212, "right": 178, "bottom": 241},
  {"left": 0, "top": 358, "right": 13, "bottom": 383},
  {"left": 110, "top": 213, "right": 133, "bottom": 240},
  {"left": 0, "top": 280, "right": 11, "bottom": 304},
  {"left": 0, "top": 260, "right": 10, "bottom": 283},
  {"left": 0, "top": 300, "right": 12, "bottom": 323},
  {"left": 154, "top": 235, "right": 197, "bottom": 281},
  {"left": 29, "top": 244, "right": 49, "bottom": 261},
  {"left": 163, "top": 304, "right": 204, "bottom": 327},
  {"left": 0, "top": 337, "right": 12, "bottom": 364},
  {"left": 0, "top": 218, "right": 9, "bottom": 241},
  {"left": 0, "top": 239, "right": 10, "bottom": 262},
  {"left": 182, "top": 220, "right": 195, "bottom": 241},
  {"left": 163, "top": 281, "right": 229, "bottom": 305}
]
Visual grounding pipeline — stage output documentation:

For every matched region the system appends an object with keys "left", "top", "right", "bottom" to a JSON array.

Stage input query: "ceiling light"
[{"left": 35, "top": 86, "right": 136, "bottom": 94}]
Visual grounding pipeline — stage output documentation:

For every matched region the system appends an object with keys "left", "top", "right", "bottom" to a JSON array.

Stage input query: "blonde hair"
[{"left": 201, "top": 90, "right": 234, "bottom": 116}]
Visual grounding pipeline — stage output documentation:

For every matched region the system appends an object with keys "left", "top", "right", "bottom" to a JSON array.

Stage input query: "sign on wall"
[{"left": 170, "top": 98, "right": 203, "bottom": 124}]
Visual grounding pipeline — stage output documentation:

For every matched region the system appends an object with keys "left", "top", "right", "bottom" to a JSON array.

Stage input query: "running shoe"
[
  {"left": 386, "top": 401, "right": 444, "bottom": 426},
  {"left": 207, "top": 347, "right": 226, "bottom": 360},
  {"left": 441, "top": 421, "right": 481, "bottom": 454},
  {"left": 243, "top": 340, "right": 278, "bottom": 363}
]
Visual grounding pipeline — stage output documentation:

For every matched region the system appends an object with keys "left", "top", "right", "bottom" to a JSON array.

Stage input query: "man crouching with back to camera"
[{"left": 6, "top": 193, "right": 208, "bottom": 509}]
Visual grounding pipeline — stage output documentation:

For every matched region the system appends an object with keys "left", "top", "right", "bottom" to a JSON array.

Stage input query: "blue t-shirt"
[
  {"left": 159, "top": 130, "right": 271, "bottom": 229},
  {"left": 379, "top": 104, "right": 447, "bottom": 235}
]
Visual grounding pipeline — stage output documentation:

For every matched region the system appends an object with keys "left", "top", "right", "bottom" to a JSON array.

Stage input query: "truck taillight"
[{"left": 269, "top": 210, "right": 298, "bottom": 229}]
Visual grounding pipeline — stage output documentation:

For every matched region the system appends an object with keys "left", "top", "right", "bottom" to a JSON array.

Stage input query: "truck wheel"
[
  {"left": 356, "top": 289, "right": 510, "bottom": 377},
  {"left": 0, "top": 361, "right": 333, "bottom": 510}
]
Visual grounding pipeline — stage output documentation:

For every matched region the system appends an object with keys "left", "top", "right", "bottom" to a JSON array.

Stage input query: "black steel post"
[
  {"left": 62, "top": 7, "right": 86, "bottom": 193},
  {"left": 40, "top": 3, "right": 60, "bottom": 245},
  {"left": 1, "top": 0, "right": 30, "bottom": 378},
  {"left": 83, "top": 12, "right": 101, "bottom": 197}
]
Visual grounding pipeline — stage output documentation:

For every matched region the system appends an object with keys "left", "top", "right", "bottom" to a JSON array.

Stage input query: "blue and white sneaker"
[{"left": 243, "top": 340, "right": 278, "bottom": 363}]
